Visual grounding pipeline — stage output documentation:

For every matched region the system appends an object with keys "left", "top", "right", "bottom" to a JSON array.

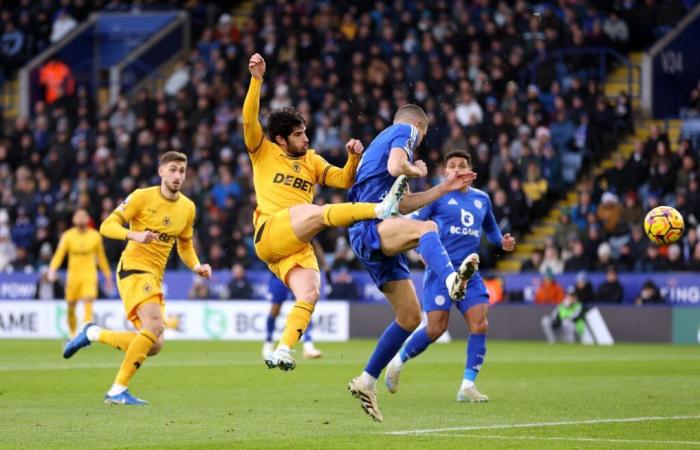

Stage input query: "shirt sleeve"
[
  {"left": 48, "top": 234, "right": 69, "bottom": 270},
  {"left": 313, "top": 151, "right": 361, "bottom": 189},
  {"left": 390, "top": 124, "right": 419, "bottom": 161},
  {"left": 483, "top": 195, "right": 504, "bottom": 246},
  {"left": 177, "top": 203, "right": 200, "bottom": 269},
  {"left": 242, "top": 77, "right": 266, "bottom": 154},
  {"left": 113, "top": 190, "right": 142, "bottom": 224},
  {"left": 412, "top": 201, "right": 435, "bottom": 222},
  {"left": 96, "top": 235, "right": 111, "bottom": 279}
]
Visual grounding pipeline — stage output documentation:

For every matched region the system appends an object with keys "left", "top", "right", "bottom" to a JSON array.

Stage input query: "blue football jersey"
[
  {"left": 414, "top": 188, "right": 503, "bottom": 266},
  {"left": 348, "top": 123, "right": 420, "bottom": 203}
]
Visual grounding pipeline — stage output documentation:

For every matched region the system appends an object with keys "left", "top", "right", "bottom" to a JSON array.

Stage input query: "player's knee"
[
  {"left": 470, "top": 318, "right": 488, "bottom": 334},
  {"left": 148, "top": 340, "right": 163, "bottom": 356},
  {"left": 398, "top": 311, "right": 422, "bottom": 331},
  {"left": 426, "top": 322, "right": 448, "bottom": 341},
  {"left": 297, "top": 287, "right": 320, "bottom": 303},
  {"left": 143, "top": 320, "right": 165, "bottom": 337},
  {"left": 421, "top": 220, "right": 438, "bottom": 234}
]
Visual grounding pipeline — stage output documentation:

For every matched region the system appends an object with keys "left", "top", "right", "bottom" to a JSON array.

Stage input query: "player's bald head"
[
  {"left": 73, "top": 209, "right": 89, "bottom": 228},
  {"left": 393, "top": 104, "right": 428, "bottom": 135}
]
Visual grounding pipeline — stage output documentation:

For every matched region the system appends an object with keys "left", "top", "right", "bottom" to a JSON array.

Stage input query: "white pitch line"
[
  {"left": 385, "top": 415, "right": 700, "bottom": 436},
  {"left": 430, "top": 433, "right": 700, "bottom": 447}
]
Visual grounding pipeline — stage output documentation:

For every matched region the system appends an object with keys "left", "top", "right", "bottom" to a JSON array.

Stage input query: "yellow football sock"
[
  {"left": 67, "top": 303, "right": 77, "bottom": 337},
  {"left": 115, "top": 329, "right": 157, "bottom": 387},
  {"left": 98, "top": 330, "right": 137, "bottom": 352},
  {"left": 279, "top": 300, "right": 314, "bottom": 348},
  {"left": 83, "top": 301, "right": 94, "bottom": 323},
  {"left": 322, "top": 202, "right": 377, "bottom": 227}
]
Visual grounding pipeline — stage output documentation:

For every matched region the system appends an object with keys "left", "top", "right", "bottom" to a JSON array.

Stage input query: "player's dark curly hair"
[
  {"left": 444, "top": 150, "right": 472, "bottom": 167},
  {"left": 268, "top": 107, "right": 305, "bottom": 143}
]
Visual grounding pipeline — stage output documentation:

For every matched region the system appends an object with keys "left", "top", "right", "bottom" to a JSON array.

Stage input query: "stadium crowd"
[{"left": 0, "top": 1, "right": 695, "bottom": 303}]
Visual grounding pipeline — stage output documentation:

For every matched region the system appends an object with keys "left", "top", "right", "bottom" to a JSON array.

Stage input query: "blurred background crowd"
[{"left": 0, "top": 0, "right": 698, "bottom": 303}]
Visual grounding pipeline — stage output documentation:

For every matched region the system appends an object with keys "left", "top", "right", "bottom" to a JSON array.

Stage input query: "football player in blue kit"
[
  {"left": 346, "top": 105, "right": 479, "bottom": 422},
  {"left": 385, "top": 150, "right": 516, "bottom": 402}
]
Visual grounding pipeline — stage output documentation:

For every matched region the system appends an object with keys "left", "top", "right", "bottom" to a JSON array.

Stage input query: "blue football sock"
[
  {"left": 303, "top": 320, "right": 313, "bottom": 343},
  {"left": 400, "top": 327, "right": 433, "bottom": 363},
  {"left": 265, "top": 315, "right": 275, "bottom": 343},
  {"left": 365, "top": 321, "right": 412, "bottom": 378},
  {"left": 464, "top": 333, "right": 486, "bottom": 382},
  {"left": 418, "top": 231, "right": 455, "bottom": 286}
]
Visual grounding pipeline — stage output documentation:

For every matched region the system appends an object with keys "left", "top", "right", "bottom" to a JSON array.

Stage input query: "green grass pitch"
[{"left": 1, "top": 339, "right": 699, "bottom": 449}]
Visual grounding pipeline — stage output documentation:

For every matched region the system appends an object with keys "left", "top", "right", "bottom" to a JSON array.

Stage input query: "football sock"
[
  {"left": 83, "top": 301, "right": 94, "bottom": 323},
  {"left": 464, "top": 333, "right": 486, "bottom": 382},
  {"left": 265, "top": 314, "right": 275, "bottom": 343},
  {"left": 107, "top": 384, "right": 127, "bottom": 396},
  {"left": 98, "top": 329, "right": 137, "bottom": 352},
  {"left": 322, "top": 202, "right": 377, "bottom": 227},
  {"left": 418, "top": 231, "right": 455, "bottom": 285},
  {"left": 114, "top": 329, "right": 157, "bottom": 387},
  {"left": 360, "top": 371, "right": 377, "bottom": 389},
  {"left": 400, "top": 327, "right": 433, "bottom": 363},
  {"left": 364, "top": 321, "right": 412, "bottom": 378},
  {"left": 67, "top": 302, "right": 77, "bottom": 336},
  {"left": 278, "top": 300, "right": 314, "bottom": 348}
]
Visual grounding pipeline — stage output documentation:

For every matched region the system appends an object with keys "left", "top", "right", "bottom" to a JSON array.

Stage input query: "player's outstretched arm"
[
  {"left": 99, "top": 214, "right": 158, "bottom": 243},
  {"left": 176, "top": 237, "right": 211, "bottom": 278},
  {"left": 47, "top": 234, "right": 68, "bottom": 282},
  {"left": 317, "top": 139, "right": 363, "bottom": 189},
  {"left": 242, "top": 53, "right": 267, "bottom": 153},
  {"left": 398, "top": 171, "right": 476, "bottom": 215},
  {"left": 387, "top": 148, "right": 427, "bottom": 178}
]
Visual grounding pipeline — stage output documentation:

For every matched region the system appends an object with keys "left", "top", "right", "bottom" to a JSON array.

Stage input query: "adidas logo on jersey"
[{"left": 448, "top": 198, "right": 458, "bottom": 206}]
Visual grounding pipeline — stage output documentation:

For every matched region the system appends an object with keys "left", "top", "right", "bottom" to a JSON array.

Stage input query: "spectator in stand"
[
  {"left": 523, "top": 162, "right": 548, "bottom": 218},
  {"left": 603, "top": 12, "right": 629, "bottom": 51},
  {"left": 637, "top": 245, "right": 669, "bottom": 272},
  {"left": 596, "top": 266, "right": 624, "bottom": 303},
  {"left": 541, "top": 286, "right": 584, "bottom": 344},
  {"left": 688, "top": 242, "right": 700, "bottom": 271},
  {"left": 594, "top": 242, "right": 615, "bottom": 271},
  {"left": 597, "top": 192, "right": 623, "bottom": 236},
  {"left": 521, "top": 248, "right": 544, "bottom": 272},
  {"left": 667, "top": 244, "right": 687, "bottom": 271},
  {"left": 634, "top": 280, "right": 664, "bottom": 306},
  {"left": 535, "top": 269, "right": 566, "bottom": 305},
  {"left": 574, "top": 272, "right": 596, "bottom": 304},
  {"left": 564, "top": 239, "right": 591, "bottom": 272},
  {"left": 1, "top": 21, "right": 25, "bottom": 74},
  {"left": 328, "top": 268, "right": 360, "bottom": 300},
  {"left": 540, "top": 245, "right": 564, "bottom": 276},
  {"left": 553, "top": 212, "right": 580, "bottom": 251},
  {"left": 188, "top": 278, "right": 211, "bottom": 300},
  {"left": 0, "top": 226, "right": 17, "bottom": 270},
  {"left": 227, "top": 263, "right": 254, "bottom": 299}
]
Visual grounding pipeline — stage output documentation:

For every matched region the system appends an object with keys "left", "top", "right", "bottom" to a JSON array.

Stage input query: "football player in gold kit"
[
  {"left": 244, "top": 53, "right": 407, "bottom": 370},
  {"left": 47, "top": 209, "right": 113, "bottom": 337},
  {"left": 62, "top": 151, "right": 212, "bottom": 405}
]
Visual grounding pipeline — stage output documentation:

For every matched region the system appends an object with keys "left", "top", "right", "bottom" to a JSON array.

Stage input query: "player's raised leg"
[
  {"left": 457, "top": 303, "right": 489, "bottom": 402},
  {"left": 348, "top": 279, "right": 422, "bottom": 422},
  {"left": 377, "top": 217, "right": 478, "bottom": 300},
  {"left": 385, "top": 310, "right": 450, "bottom": 393}
]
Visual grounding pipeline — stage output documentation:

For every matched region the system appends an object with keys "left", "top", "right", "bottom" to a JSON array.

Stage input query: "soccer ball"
[{"left": 643, "top": 206, "right": 684, "bottom": 245}]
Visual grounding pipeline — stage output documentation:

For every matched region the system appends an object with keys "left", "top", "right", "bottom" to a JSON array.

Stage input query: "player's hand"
[
  {"left": 407, "top": 160, "right": 428, "bottom": 178},
  {"left": 127, "top": 230, "right": 159, "bottom": 244},
  {"left": 249, "top": 53, "right": 266, "bottom": 80},
  {"left": 441, "top": 170, "right": 476, "bottom": 192},
  {"left": 502, "top": 233, "right": 516, "bottom": 252},
  {"left": 345, "top": 138, "right": 364, "bottom": 155},
  {"left": 194, "top": 263, "right": 213, "bottom": 279},
  {"left": 46, "top": 269, "right": 57, "bottom": 282}
]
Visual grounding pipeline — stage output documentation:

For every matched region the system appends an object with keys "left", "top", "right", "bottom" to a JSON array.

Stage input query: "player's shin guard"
[
  {"left": 99, "top": 330, "right": 137, "bottom": 352},
  {"left": 115, "top": 329, "right": 157, "bottom": 387},
  {"left": 418, "top": 232, "right": 455, "bottom": 285},
  {"left": 83, "top": 301, "right": 94, "bottom": 323},
  {"left": 279, "top": 300, "right": 314, "bottom": 348},
  {"left": 265, "top": 315, "right": 276, "bottom": 343},
  {"left": 67, "top": 303, "right": 77, "bottom": 336},
  {"left": 321, "top": 203, "right": 377, "bottom": 227},
  {"left": 365, "top": 321, "right": 412, "bottom": 378},
  {"left": 464, "top": 334, "right": 486, "bottom": 382},
  {"left": 400, "top": 328, "right": 433, "bottom": 362}
]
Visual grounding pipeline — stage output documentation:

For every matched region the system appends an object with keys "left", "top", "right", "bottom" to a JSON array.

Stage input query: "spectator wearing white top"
[{"left": 50, "top": 9, "right": 78, "bottom": 43}]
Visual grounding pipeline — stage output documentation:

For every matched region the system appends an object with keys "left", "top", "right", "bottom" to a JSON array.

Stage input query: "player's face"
[
  {"left": 444, "top": 156, "right": 471, "bottom": 177},
  {"left": 284, "top": 125, "right": 309, "bottom": 156},
  {"left": 73, "top": 210, "right": 88, "bottom": 229},
  {"left": 160, "top": 161, "right": 187, "bottom": 194}
]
